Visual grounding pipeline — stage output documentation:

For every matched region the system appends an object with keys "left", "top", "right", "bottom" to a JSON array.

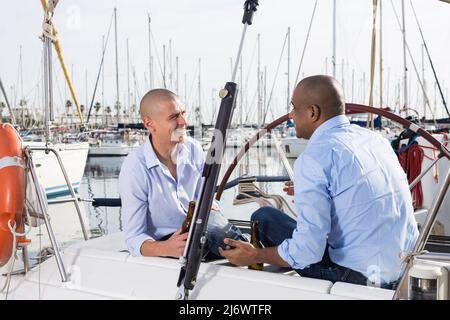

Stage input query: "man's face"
[
  {"left": 289, "top": 89, "right": 315, "bottom": 139},
  {"left": 144, "top": 98, "right": 188, "bottom": 145}
]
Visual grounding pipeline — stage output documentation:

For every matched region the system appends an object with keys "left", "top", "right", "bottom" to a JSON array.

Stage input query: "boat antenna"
[{"left": 175, "top": 0, "right": 259, "bottom": 301}]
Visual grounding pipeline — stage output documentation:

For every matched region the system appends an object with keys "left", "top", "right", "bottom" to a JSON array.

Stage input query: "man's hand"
[
  {"left": 211, "top": 202, "right": 220, "bottom": 211},
  {"left": 218, "top": 238, "right": 259, "bottom": 266},
  {"left": 163, "top": 228, "right": 188, "bottom": 257},
  {"left": 283, "top": 181, "right": 294, "bottom": 196}
]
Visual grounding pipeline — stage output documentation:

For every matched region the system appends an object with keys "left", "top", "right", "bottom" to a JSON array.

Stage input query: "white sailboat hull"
[
  {"left": 0, "top": 233, "right": 396, "bottom": 300},
  {"left": 25, "top": 142, "right": 89, "bottom": 197},
  {"left": 88, "top": 145, "right": 134, "bottom": 156},
  {"left": 280, "top": 137, "right": 309, "bottom": 159}
]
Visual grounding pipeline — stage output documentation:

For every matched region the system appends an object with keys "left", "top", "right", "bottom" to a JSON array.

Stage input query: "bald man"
[
  {"left": 119, "top": 88, "right": 245, "bottom": 259},
  {"left": 220, "top": 75, "right": 419, "bottom": 289}
]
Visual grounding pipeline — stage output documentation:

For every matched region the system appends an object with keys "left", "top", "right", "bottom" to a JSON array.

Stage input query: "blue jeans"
[{"left": 251, "top": 206, "right": 370, "bottom": 286}]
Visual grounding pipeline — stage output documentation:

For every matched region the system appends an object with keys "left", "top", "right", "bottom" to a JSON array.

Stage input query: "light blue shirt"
[
  {"left": 118, "top": 136, "right": 205, "bottom": 256},
  {"left": 278, "top": 115, "right": 419, "bottom": 284}
]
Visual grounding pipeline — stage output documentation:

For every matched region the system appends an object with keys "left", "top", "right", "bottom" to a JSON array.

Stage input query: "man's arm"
[
  {"left": 119, "top": 158, "right": 156, "bottom": 257},
  {"left": 219, "top": 239, "right": 290, "bottom": 267},
  {"left": 140, "top": 228, "right": 188, "bottom": 257},
  {"left": 277, "top": 153, "right": 331, "bottom": 269}
]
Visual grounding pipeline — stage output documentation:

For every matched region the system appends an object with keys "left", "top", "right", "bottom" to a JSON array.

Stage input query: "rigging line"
[
  {"left": 244, "top": 36, "right": 258, "bottom": 92},
  {"left": 409, "top": 0, "right": 449, "bottom": 118},
  {"left": 150, "top": 31, "right": 166, "bottom": 86},
  {"left": 262, "top": 31, "right": 288, "bottom": 124},
  {"left": 13, "top": 48, "right": 22, "bottom": 108},
  {"left": 186, "top": 64, "right": 199, "bottom": 112},
  {"left": 294, "top": 0, "right": 319, "bottom": 85},
  {"left": 244, "top": 88, "right": 258, "bottom": 123},
  {"left": 390, "top": 0, "right": 437, "bottom": 125},
  {"left": 86, "top": 11, "right": 114, "bottom": 124},
  {"left": 52, "top": 57, "right": 66, "bottom": 121}
]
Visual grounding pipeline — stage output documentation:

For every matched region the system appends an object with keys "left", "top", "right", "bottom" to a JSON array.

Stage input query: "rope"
[
  {"left": 1, "top": 157, "right": 34, "bottom": 298},
  {"left": 233, "top": 180, "right": 297, "bottom": 219},
  {"left": 407, "top": 144, "right": 424, "bottom": 209},
  {"left": 400, "top": 249, "right": 429, "bottom": 263},
  {"left": 1, "top": 220, "right": 19, "bottom": 297}
]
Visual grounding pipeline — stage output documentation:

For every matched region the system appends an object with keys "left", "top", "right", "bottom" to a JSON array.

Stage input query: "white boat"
[
  {"left": 24, "top": 141, "right": 89, "bottom": 197},
  {"left": 88, "top": 133, "right": 141, "bottom": 157},
  {"left": 0, "top": 231, "right": 397, "bottom": 300},
  {"left": 280, "top": 135, "right": 309, "bottom": 159}
]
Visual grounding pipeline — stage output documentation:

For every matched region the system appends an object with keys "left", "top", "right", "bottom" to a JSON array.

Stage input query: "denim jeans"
[
  {"left": 251, "top": 206, "right": 370, "bottom": 286},
  {"left": 161, "top": 210, "right": 246, "bottom": 260}
]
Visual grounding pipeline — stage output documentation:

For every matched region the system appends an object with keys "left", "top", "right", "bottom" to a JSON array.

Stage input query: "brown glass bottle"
[
  {"left": 248, "top": 220, "right": 264, "bottom": 270},
  {"left": 181, "top": 201, "right": 196, "bottom": 234}
]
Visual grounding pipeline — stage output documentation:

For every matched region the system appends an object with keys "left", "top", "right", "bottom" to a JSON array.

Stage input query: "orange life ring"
[{"left": 0, "top": 123, "right": 27, "bottom": 267}]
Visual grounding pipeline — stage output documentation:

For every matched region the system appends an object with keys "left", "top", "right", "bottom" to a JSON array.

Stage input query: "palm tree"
[
  {"left": 105, "top": 105, "right": 111, "bottom": 126},
  {"left": 65, "top": 100, "right": 72, "bottom": 125},
  {"left": 130, "top": 104, "right": 137, "bottom": 122},
  {"left": 94, "top": 102, "right": 101, "bottom": 127},
  {"left": 0, "top": 101, "right": 5, "bottom": 120}
]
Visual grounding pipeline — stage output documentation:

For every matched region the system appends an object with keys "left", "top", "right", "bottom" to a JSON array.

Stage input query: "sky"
[{"left": 1, "top": 0, "right": 450, "bottom": 124}]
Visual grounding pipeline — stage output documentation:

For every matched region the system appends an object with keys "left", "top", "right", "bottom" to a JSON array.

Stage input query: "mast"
[
  {"left": 286, "top": 27, "right": 291, "bottom": 115},
  {"left": 169, "top": 39, "right": 173, "bottom": 90},
  {"left": 332, "top": 0, "right": 337, "bottom": 78},
  {"left": 176, "top": 56, "right": 179, "bottom": 94},
  {"left": 422, "top": 44, "right": 426, "bottom": 119},
  {"left": 102, "top": 35, "right": 105, "bottom": 112},
  {"left": 351, "top": 69, "right": 354, "bottom": 102},
  {"left": 127, "top": 38, "right": 130, "bottom": 114},
  {"left": 239, "top": 56, "right": 243, "bottom": 127},
  {"left": 368, "top": 0, "right": 378, "bottom": 128},
  {"left": 147, "top": 13, "right": 153, "bottom": 89},
  {"left": 257, "top": 33, "right": 261, "bottom": 125},
  {"left": 85, "top": 69, "right": 88, "bottom": 111},
  {"left": 401, "top": 0, "right": 408, "bottom": 111},
  {"left": 198, "top": 57, "right": 201, "bottom": 121},
  {"left": 39, "top": 0, "right": 83, "bottom": 123},
  {"left": 114, "top": 7, "right": 120, "bottom": 124},
  {"left": 0, "top": 77, "right": 16, "bottom": 125},
  {"left": 163, "top": 44, "right": 167, "bottom": 88},
  {"left": 184, "top": 73, "right": 187, "bottom": 107},
  {"left": 379, "top": 0, "right": 383, "bottom": 108},
  {"left": 42, "top": 3, "right": 54, "bottom": 142},
  {"left": 264, "top": 65, "right": 267, "bottom": 121},
  {"left": 19, "top": 45, "right": 24, "bottom": 126}
]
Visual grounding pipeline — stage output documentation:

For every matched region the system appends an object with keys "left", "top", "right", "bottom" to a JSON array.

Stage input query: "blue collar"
[
  {"left": 143, "top": 136, "right": 189, "bottom": 170},
  {"left": 309, "top": 115, "right": 350, "bottom": 143}
]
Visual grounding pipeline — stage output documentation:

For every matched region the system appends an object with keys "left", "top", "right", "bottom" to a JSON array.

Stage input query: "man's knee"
[{"left": 251, "top": 206, "right": 281, "bottom": 223}]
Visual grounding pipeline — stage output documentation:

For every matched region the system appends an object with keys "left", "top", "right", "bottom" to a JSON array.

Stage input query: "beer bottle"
[
  {"left": 248, "top": 220, "right": 264, "bottom": 270},
  {"left": 181, "top": 201, "right": 196, "bottom": 234}
]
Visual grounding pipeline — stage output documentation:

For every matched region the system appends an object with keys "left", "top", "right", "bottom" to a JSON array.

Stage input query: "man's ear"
[
  {"left": 143, "top": 115, "right": 155, "bottom": 133},
  {"left": 310, "top": 104, "right": 321, "bottom": 123}
]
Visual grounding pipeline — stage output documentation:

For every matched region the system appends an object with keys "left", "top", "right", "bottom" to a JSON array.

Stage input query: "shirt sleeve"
[
  {"left": 277, "top": 153, "right": 332, "bottom": 269},
  {"left": 118, "top": 156, "right": 154, "bottom": 257}
]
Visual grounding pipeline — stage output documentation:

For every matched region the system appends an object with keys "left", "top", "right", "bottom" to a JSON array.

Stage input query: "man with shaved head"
[
  {"left": 119, "top": 88, "right": 245, "bottom": 259},
  {"left": 221, "top": 75, "right": 419, "bottom": 289}
]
